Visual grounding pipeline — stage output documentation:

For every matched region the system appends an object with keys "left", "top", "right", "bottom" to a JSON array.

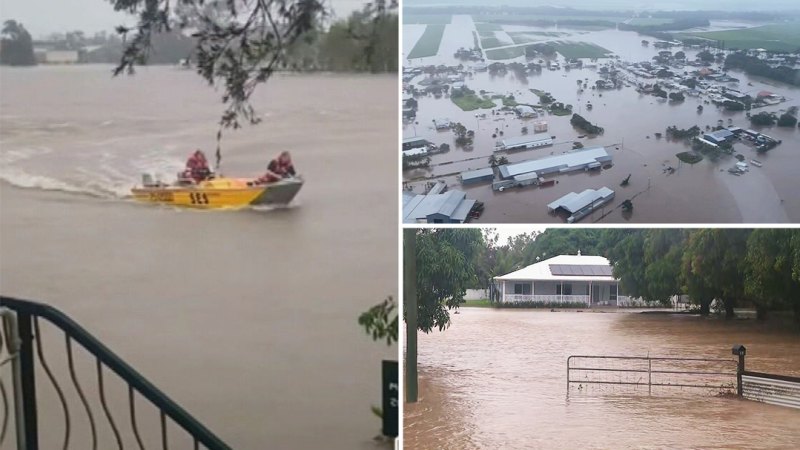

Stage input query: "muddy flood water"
[
  {"left": 403, "top": 15, "right": 800, "bottom": 223},
  {"left": 404, "top": 308, "right": 800, "bottom": 449},
  {"left": 1, "top": 66, "right": 397, "bottom": 449}
]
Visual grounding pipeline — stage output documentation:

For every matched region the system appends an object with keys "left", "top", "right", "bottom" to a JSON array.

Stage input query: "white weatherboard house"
[{"left": 494, "top": 253, "right": 630, "bottom": 306}]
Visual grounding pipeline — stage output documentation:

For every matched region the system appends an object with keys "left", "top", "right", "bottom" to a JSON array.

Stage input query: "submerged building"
[
  {"left": 498, "top": 147, "right": 611, "bottom": 178},
  {"left": 496, "top": 135, "right": 554, "bottom": 151},
  {"left": 547, "top": 187, "right": 615, "bottom": 223},
  {"left": 402, "top": 188, "right": 476, "bottom": 224}
]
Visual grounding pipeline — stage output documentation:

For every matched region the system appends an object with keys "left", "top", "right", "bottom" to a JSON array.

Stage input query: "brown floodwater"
[
  {"left": 0, "top": 66, "right": 397, "bottom": 449},
  {"left": 404, "top": 308, "right": 800, "bottom": 449},
  {"left": 403, "top": 15, "right": 800, "bottom": 223}
]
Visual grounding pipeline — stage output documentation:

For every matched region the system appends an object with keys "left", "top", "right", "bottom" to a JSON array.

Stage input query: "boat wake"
[{"left": 0, "top": 146, "right": 185, "bottom": 200}]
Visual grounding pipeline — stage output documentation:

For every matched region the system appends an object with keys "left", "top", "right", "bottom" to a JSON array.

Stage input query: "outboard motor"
[{"left": 142, "top": 173, "right": 156, "bottom": 187}]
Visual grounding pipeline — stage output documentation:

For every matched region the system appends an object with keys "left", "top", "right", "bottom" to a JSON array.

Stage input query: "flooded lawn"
[{"left": 404, "top": 308, "right": 800, "bottom": 449}]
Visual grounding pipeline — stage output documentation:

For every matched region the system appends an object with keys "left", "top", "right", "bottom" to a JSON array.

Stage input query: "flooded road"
[
  {"left": 404, "top": 308, "right": 800, "bottom": 449},
  {"left": 403, "top": 16, "right": 800, "bottom": 223},
  {"left": 0, "top": 66, "right": 397, "bottom": 449}
]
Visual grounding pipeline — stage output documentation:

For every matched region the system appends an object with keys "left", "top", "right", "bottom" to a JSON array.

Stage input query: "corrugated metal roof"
[
  {"left": 403, "top": 189, "right": 473, "bottom": 223},
  {"left": 502, "top": 134, "right": 552, "bottom": 148},
  {"left": 451, "top": 199, "right": 476, "bottom": 222},
  {"left": 496, "top": 254, "right": 617, "bottom": 282},
  {"left": 500, "top": 147, "right": 610, "bottom": 178},
  {"left": 547, "top": 187, "right": 614, "bottom": 213},
  {"left": 461, "top": 167, "right": 494, "bottom": 181}
]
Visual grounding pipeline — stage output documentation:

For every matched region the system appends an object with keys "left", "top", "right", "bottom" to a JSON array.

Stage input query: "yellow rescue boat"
[{"left": 131, "top": 174, "right": 303, "bottom": 209}]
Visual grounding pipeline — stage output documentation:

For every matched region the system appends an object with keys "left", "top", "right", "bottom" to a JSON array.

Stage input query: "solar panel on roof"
[{"left": 549, "top": 264, "right": 612, "bottom": 276}]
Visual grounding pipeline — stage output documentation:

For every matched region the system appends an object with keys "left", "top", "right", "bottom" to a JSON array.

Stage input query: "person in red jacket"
[
  {"left": 254, "top": 151, "right": 296, "bottom": 184},
  {"left": 183, "top": 150, "right": 211, "bottom": 183}
]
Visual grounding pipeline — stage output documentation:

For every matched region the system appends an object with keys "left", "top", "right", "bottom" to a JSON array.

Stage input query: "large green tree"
[
  {"left": 642, "top": 229, "right": 687, "bottom": 304},
  {"left": 603, "top": 229, "right": 650, "bottom": 299},
  {"left": 682, "top": 229, "right": 751, "bottom": 318},
  {"left": 745, "top": 229, "right": 800, "bottom": 321},
  {"left": 412, "top": 229, "right": 482, "bottom": 333},
  {"left": 0, "top": 20, "right": 37, "bottom": 66}
]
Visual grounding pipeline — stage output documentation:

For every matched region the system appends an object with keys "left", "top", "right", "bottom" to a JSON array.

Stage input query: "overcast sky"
[
  {"left": 404, "top": 0, "right": 800, "bottom": 10},
  {"left": 0, "top": 0, "right": 369, "bottom": 38}
]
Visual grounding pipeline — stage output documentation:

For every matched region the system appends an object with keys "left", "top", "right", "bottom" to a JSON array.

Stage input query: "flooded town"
[{"left": 401, "top": 7, "right": 800, "bottom": 223}]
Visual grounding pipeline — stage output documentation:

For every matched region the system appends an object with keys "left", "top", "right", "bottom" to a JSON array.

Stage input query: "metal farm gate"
[
  {"left": 567, "top": 354, "right": 738, "bottom": 395},
  {"left": 568, "top": 345, "right": 800, "bottom": 410}
]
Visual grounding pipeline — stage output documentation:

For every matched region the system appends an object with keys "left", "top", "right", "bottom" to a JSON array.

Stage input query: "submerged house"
[{"left": 494, "top": 252, "right": 630, "bottom": 306}]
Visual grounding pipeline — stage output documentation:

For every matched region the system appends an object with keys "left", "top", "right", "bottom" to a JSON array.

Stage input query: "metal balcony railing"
[{"left": 0, "top": 296, "right": 231, "bottom": 450}]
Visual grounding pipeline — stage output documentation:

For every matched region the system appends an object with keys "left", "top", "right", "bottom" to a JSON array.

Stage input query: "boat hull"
[{"left": 131, "top": 177, "right": 303, "bottom": 209}]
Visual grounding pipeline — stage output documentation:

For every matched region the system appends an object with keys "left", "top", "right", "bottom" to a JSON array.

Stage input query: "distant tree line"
[
  {"left": 618, "top": 17, "right": 709, "bottom": 34},
  {"left": 725, "top": 52, "right": 800, "bottom": 86},
  {"left": 1, "top": 9, "right": 397, "bottom": 73},
  {"left": 476, "top": 229, "right": 800, "bottom": 322}
]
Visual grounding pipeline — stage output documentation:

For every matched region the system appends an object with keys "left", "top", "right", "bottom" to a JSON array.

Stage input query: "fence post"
[
  {"left": 732, "top": 344, "right": 746, "bottom": 397},
  {"left": 16, "top": 311, "right": 38, "bottom": 450}
]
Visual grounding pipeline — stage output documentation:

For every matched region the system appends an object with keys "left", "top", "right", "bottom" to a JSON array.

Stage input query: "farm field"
[
  {"left": 403, "top": 14, "right": 452, "bottom": 24},
  {"left": 481, "top": 35, "right": 512, "bottom": 49},
  {"left": 407, "top": 24, "right": 447, "bottom": 58},
  {"left": 685, "top": 22, "right": 800, "bottom": 52},
  {"left": 552, "top": 41, "right": 613, "bottom": 58},
  {"left": 625, "top": 17, "right": 674, "bottom": 26},
  {"left": 485, "top": 45, "right": 527, "bottom": 60},
  {"left": 507, "top": 31, "right": 568, "bottom": 45}
]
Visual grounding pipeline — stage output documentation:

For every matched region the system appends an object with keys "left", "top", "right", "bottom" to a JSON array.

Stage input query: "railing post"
[
  {"left": 733, "top": 344, "right": 746, "bottom": 397},
  {"left": 16, "top": 311, "right": 38, "bottom": 450}
]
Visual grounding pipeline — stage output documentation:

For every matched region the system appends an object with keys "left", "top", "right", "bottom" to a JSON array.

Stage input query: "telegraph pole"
[{"left": 404, "top": 229, "right": 418, "bottom": 403}]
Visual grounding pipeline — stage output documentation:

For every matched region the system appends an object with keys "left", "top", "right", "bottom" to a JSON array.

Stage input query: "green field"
[
  {"left": 477, "top": 29, "right": 496, "bottom": 38},
  {"left": 507, "top": 32, "right": 546, "bottom": 45},
  {"left": 475, "top": 22, "right": 503, "bottom": 32},
  {"left": 552, "top": 41, "right": 613, "bottom": 58},
  {"left": 481, "top": 35, "right": 512, "bottom": 49},
  {"left": 684, "top": 23, "right": 800, "bottom": 52},
  {"left": 626, "top": 18, "right": 674, "bottom": 26},
  {"left": 473, "top": 14, "right": 625, "bottom": 29},
  {"left": 485, "top": 45, "right": 527, "bottom": 60},
  {"left": 463, "top": 299, "right": 492, "bottom": 308},
  {"left": 451, "top": 94, "right": 496, "bottom": 111},
  {"left": 407, "top": 24, "right": 447, "bottom": 59},
  {"left": 403, "top": 14, "right": 452, "bottom": 25}
]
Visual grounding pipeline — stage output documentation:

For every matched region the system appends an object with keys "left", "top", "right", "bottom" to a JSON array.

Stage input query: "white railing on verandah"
[{"left": 503, "top": 294, "right": 590, "bottom": 304}]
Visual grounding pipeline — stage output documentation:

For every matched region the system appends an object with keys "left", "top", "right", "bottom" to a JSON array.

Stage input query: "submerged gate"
[
  {"left": 567, "top": 354, "right": 738, "bottom": 394},
  {"left": 568, "top": 345, "right": 800, "bottom": 410}
]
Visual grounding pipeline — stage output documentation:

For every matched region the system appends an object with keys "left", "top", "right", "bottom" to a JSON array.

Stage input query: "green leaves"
[
  {"left": 358, "top": 296, "right": 398, "bottom": 346},
  {"left": 412, "top": 229, "right": 482, "bottom": 333}
]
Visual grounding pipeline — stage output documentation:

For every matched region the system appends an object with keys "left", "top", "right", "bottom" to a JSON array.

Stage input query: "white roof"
[
  {"left": 495, "top": 254, "right": 617, "bottom": 282},
  {"left": 502, "top": 134, "right": 552, "bottom": 148},
  {"left": 547, "top": 187, "right": 614, "bottom": 213},
  {"left": 499, "top": 147, "right": 610, "bottom": 178}
]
